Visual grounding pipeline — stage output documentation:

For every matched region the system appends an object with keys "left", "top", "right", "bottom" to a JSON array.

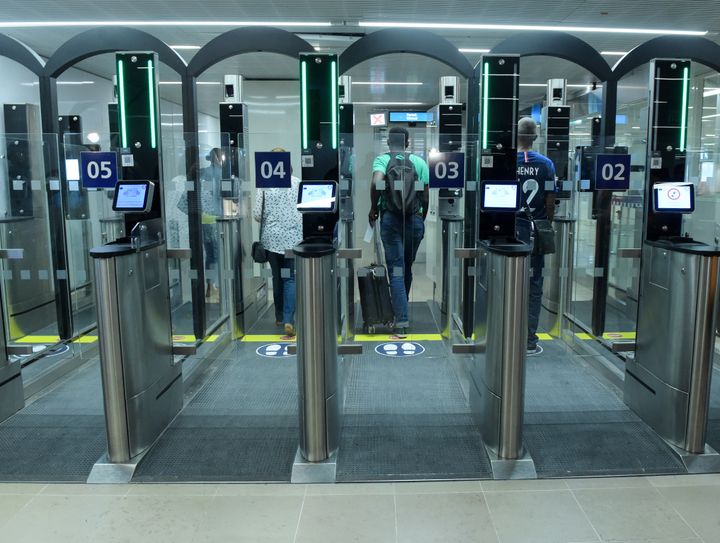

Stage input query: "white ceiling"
[{"left": 1, "top": 1, "right": 718, "bottom": 113}]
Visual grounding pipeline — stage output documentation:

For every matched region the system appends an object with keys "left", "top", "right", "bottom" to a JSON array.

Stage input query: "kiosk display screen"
[
  {"left": 112, "top": 181, "right": 155, "bottom": 212},
  {"left": 481, "top": 182, "right": 520, "bottom": 212},
  {"left": 653, "top": 183, "right": 695, "bottom": 213},
  {"left": 297, "top": 181, "right": 337, "bottom": 212}
]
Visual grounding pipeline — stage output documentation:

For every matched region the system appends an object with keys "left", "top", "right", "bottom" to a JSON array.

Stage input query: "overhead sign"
[
  {"left": 256, "top": 343, "right": 294, "bottom": 358},
  {"left": 429, "top": 152, "right": 465, "bottom": 189},
  {"left": 595, "top": 154, "right": 631, "bottom": 191},
  {"left": 374, "top": 342, "right": 426, "bottom": 358},
  {"left": 80, "top": 151, "right": 118, "bottom": 189},
  {"left": 255, "top": 151, "right": 291, "bottom": 189}
]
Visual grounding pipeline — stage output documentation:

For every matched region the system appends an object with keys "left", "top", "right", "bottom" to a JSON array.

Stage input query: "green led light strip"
[
  {"left": 117, "top": 59, "right": 128, "bottom": 148},
  {"left": 147, "top": 59, "right": 157, "bottom": 149},
  {"left": 679, "top": 65, "right": 689, "bottom": 152},
  {"left": 331, "top": 60, "right": 337, "bottom": 150},
  {"left": 301, "top": 61, "right": 308, "bottom": 149},
  {"left": 482, "top": 62, "right": 489, "bottom": 149}
]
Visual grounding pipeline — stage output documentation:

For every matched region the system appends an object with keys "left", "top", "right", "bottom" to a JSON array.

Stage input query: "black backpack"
[{"left": 383, "top": 152, "right": 420, "bottom": 215}]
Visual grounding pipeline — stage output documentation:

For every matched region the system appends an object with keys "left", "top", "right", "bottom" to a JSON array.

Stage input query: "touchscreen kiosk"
[
  {"left": 297, "top": 181, "right": 338, "bottom": 213},
  {"left": 480, "top": 182, "right": 520, "bottom": 212},
  {"left": 653, "top": 182, "right": 695, "bottom": 213},
  {"left": 112, "top": 181, "right": 155, "bottom": 213}
]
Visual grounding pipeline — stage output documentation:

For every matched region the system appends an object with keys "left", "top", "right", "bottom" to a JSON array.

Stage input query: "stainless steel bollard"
[
  {"left": 294, "top": 242, "right": 340, "bottom": 462},
  {"left": 626, "top": 241, "right": 720, "bottom": 454},
  {"left": 94, "top": 256, "right": 131, "bottom": 463}
]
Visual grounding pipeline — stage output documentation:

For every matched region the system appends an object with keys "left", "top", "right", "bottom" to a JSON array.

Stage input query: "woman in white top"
[{"left": 253, "top": 150, "right": 303, "bottom": 337}]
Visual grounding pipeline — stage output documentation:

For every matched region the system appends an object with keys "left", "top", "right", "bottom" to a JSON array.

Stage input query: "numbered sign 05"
[
  {"left": 429, "top": 152, "right": 465, "bottom": 189},
  {"left": 80, "top": 151, "right": 118, "bottom": 189},
  {"left": 595, "top": 154, "right": 631, "bottom": 191},
  {"left": 254, "top": 151, "right": 291, "bottom": 189}
]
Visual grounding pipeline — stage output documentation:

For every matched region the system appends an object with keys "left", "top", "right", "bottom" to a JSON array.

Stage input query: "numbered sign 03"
[
  {"left": 595, "top": 154, "right": 631, "bottom": 191},
  {"left": 80, "top": 151, "right": 118, "bottom": 189},
  {"left": 429, "top": 152, "right": 465, "bottom": 189},
  {"left": 254, "top": 151, "right": 291, "bottom": 189}
]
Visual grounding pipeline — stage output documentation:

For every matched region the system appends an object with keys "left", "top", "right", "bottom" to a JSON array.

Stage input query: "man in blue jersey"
[{"left": 516, "top": 117, "right": 557, "bottom": 356}]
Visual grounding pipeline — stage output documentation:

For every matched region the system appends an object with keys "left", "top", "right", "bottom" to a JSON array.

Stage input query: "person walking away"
[
  {"left": 254, "top": 148, "right": 303, "bottom": 337},
  {"left": 515, "top": 117, "right": 557, "bottom": 356},
  {"left": 368, "top": 127, "right": 429, "bottom": 338}
]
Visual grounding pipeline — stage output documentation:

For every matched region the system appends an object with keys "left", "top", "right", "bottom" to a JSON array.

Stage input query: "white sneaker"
[{"left": 527, "top": 344, "right": 543, "bottom": 356}]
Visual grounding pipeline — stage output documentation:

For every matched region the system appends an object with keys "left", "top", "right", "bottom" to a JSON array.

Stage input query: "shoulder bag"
[
  {"left": 525, "top": 208, "right": 556, "bottom": 256},
  {"left": 252, "top": 192, "right": 269, "bottom": 263}
]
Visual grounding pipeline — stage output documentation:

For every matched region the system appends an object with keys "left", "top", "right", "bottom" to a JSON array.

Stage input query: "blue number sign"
[
  {"left": 255, "top": 152, "right": 291, "bottom": 188},
  {"left": 80, "top": 151, "right": 118, "bottom": 189},
  {"left": 595, "top": 154, "right": 631, "bottom": 191},
  {"left": 429, "top": 152, "right": 465, "bottom": 189}
]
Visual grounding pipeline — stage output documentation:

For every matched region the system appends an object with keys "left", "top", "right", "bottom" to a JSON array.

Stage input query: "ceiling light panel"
[{"left": 359, "top": 21, "right": 706, "bottom": 36}]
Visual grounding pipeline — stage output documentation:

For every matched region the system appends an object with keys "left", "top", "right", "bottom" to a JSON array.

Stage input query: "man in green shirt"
[{"left": 369, "top": 126, "right": 430, "bottom": 335}]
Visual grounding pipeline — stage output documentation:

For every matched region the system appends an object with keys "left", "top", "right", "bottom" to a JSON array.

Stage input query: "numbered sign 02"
[
  {"left": 595, "top": 154, "right": 631, "bottom": 191},
  {"left": 80, "top": 151, "right": 118, "bottom": 189},
  {"left": 254, "top": 151, "right": 291, "bottom": 189},
  {"left": 429, "top": 152, "right": 465, "bottom": 189}
]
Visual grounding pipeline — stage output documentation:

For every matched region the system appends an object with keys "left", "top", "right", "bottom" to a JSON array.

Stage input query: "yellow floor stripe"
[
  {"left": 354, "top": 333, "right": 443, "bottom": 342},
  {"left": 16, "top": 335, "right": 60, "bottom": 344},
  {"left": 575, "top": 333, "right": 594, "bottom": 340},
  {"left": 536, "top": 333, "right": 554, "bottom": 341},
  {"left": 241, "top": 334, "right": 296, "bottom": 343},
  {"left": 73, "top": 335, "right": 98, "bottom": 344},
  {"left": 602, "top": 332, "right": 636, "bottom": 340}
]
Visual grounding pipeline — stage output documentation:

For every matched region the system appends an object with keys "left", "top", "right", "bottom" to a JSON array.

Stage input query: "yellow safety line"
[
  {"left": 602, "top": 331, "right": 636, "bottom": 340},
  {"left": 16, "top": 335, "right": 60, "bottom": 344},
  {"left": 536, "top": 333, "right": 554, "bottom": 341},
  {"left": 73, "top": 335, "right": 98, "bottom": 344},
  {"left": 354, "top": 333, "right": 443, "bottom": 342},
  {"left": 241, "top": 334, "right": 296, "bottom": 343},
  {"left": 575, "top": 333, "right": 594, "bottom": 340}
]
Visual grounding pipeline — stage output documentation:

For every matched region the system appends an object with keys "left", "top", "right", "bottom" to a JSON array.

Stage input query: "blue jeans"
[
  {"left": 268, "top": 252, "right": 296, "bottom": 325},
  {"left": 380, "top": 212, "right": 425, "bottom": 327},
  {"left": 516, "top": 218, "right": 544, "bottom": 348}
]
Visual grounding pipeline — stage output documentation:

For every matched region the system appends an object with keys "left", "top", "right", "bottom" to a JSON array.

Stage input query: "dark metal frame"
[
  {"left": 339, "top": 28, "right": 473, "bottom": 77},
  {"left": 40, "top": 27, "right": 187, "bottom": 339},
  {"left": 182, "top": 27, "right": 314, "bottom": 340}
]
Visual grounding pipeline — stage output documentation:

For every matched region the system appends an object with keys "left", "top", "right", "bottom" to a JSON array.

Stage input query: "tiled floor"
[{"left": 0, "top": 475, "right": 718, "bottom": 542}]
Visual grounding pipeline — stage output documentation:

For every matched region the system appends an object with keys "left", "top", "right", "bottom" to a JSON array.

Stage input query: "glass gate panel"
[{"left": 0, "top": 133, "right": 60, "bottom": 354}]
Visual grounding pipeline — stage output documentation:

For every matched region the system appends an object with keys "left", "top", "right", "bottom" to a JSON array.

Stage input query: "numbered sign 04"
[
  {"left": 80, "top": 151, "right": 118, "bottom": 189},
  {"left": 254, "top": 151, "right": 291, "bottom": 189},
  {"left": 429, "top": 152, "right": 465, "bottom": 189}
]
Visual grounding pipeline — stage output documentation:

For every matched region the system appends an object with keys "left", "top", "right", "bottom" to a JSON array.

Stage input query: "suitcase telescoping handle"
[{"left": 372, "top": 219, "right": 386, "bottom": 269}]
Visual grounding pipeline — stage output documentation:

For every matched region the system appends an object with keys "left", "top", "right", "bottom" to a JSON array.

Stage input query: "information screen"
[
  {"left": 297, "top": 182, "right": 337, "bottom": 212},
  {"left": 389, "top": 111, "right": 429, "bottom": 123},
  {"left": 112, "top": 181, "right": 154, "bottom": 212},
  {"left": 481, "top": 182, "right": 520, "bottom": 212},
  {"left": 653, "top": 183, "right": 695, "bottom": 213}
]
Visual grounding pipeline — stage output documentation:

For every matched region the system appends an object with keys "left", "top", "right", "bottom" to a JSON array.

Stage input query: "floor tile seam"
[
  {"left": 291, "top": 484, "right": 308, "bottom": 543},
  {"left": 478, "top": 488, "right": 502, "bottom": 543},
  {"left": 654, "top": 485, "right": 707, "bottom": 542},
  {"left": 567, "top": 487, "right": 603, "bottom": 543}
]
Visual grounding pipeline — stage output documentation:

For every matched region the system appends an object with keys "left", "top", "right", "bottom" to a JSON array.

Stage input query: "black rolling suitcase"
[{"left": 357, "top": 223, "right": 394, "bottom": 333}]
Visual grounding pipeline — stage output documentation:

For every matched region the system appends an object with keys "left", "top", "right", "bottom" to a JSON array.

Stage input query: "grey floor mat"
[
  {"left": 0, "top": 361, "right": 106, "bottom": 482},
  {"left": 524, "top": 341, "right": 686, "bottom": 477},
  {"left": 133, "top": 343, "right": 298, "bottom": 482},
  {"left": 336, "top": 347, "right": 491, "bottom": 480}
]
